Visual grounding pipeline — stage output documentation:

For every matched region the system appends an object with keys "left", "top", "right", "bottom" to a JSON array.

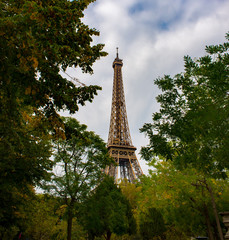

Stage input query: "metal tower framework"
[{"left": 105, "top": 50, "right": 143, "bottom": 183}]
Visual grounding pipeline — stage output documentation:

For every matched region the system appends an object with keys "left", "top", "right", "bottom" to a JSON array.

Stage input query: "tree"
[
  {"left": 119, "top": 180, "right": 142, "bottom": 211},
  {"left": 139, "top": 160, "right": 229, "bottom": 239},
  {"left": 141, "top": 33, "right": 229, "bottom": 177},
  {"left": 139, "top": 207, "right": 166, "bottom": 240},
  {"left": 80, "top": 176, "right": 136, "bottom": 240},
  {"left": 24, "top": 194, "right": 86, "bottom": 240},
  {"left": 0, "top": 0, "right": 107, "bottom": 229},
  {"left": 0, "top": 189, "right": 65, "bottom": 240},
  {"left": 23, "top": 194, "right": 67, "bottom": 240},
  {"left": 141, "top": 33, "right": 229, "bottom": 239},
  {"left": 1, "top": 0, "right": 107, "bottom": 117},
  {"left": 0, "top": 108, "right": 53, "bottom": 229},
  {"left": 45, "top": 117, "right": 111, "bottom": 240}
]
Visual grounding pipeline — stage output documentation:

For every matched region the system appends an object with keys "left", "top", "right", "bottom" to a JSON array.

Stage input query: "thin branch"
[{"left": 60, "top": 69, "right": 86, "bottom": 86}]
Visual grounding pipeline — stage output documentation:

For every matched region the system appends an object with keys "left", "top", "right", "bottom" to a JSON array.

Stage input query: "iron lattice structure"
[{"left": 105, "top": 51, "right": 143, "bottom": 183}]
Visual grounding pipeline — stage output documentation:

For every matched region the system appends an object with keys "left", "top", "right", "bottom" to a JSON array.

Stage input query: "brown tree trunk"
[
  {"left": 106, "top": 230, "right": 112, "bottom": 240},
  {"left": 67, "top": 207, "right": 73, "bottom": 240},
  {"left": 203, "top": 203, "right": 214, "bottom": 240},
  {"left": 206, "top": 182, "right": 224, "bottom": 240}
]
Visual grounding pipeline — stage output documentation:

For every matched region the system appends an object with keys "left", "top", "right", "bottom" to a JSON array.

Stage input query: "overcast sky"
[{"left": 64, "top": 0, "right": 229, "bottom": 174}]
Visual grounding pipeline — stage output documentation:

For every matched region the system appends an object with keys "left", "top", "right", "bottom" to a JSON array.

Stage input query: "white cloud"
[{"left": 65, "top": 0, "right": 229, "bottom": 174}]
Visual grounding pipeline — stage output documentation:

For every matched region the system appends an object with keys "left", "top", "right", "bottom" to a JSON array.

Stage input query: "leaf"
[{"left": 25, "top": 86, "right": 32, "bottom": 95}]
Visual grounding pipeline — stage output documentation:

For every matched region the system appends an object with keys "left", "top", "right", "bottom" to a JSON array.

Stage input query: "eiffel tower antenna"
[{"left": 105, "top": 50, "right": 143, "bottom": 183}]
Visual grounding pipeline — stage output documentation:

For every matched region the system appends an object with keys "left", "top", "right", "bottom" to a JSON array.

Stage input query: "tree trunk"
[
  {"left": 106, "top": 230, "right": 112, "bottom": 240},
  {"left": 67, "top": 207, "right": 73, "bottom": 240},
  {"left": 206, "top": 182, "right": 224, "bottom": 240},
  {"left": 203, "top": 203, "right": 214, "bottom": 240}
]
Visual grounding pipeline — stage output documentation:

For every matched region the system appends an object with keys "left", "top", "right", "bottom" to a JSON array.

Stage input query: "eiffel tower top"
[
  {"left": 107, "top": 49, "right": 135, "bottom": 150},
  {"left": 106, "top": 50, "right": 143, "bottom": 182}
]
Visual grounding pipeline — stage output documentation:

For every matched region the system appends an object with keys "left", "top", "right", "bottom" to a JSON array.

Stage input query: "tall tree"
[
  {"left": 140, "top": 33, "right": 229, "bottom": 239},
  {"left": 45, "top": 117, "right": 111, "bottom": 240},
  {"left": 0, "top": 0, "right": 107, "bottom": 229},
  {"left": 80, "top": 176, "right": 136, "bottom": 240},
  {"left": 141, "top": 33, "right": 229, "bottom": 176}
]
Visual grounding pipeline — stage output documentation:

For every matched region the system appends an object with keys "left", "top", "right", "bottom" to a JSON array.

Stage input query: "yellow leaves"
[
  {"left": 19, "top": 56, "right": 29, "bottom": 71},
  {"left": 25, "top": 86, "right": 37, "bottom": 95},
  {"left": 32, "top": 89, "right": 36, "bottom": 95},
  {"left": 17, "top": 41, "right": 39, "bottom": 70},
  {"left": 54, "top": 126, "right": 66, "bottom": 140},
  {"left": 21, "top": 56, "right": 38, "bottom": 70},
  {"left": 119, "top": 180, "right": 142, "bottom": 209},
  {"left": 31, "top": 56, "right": 39, "bottom": 69},
  {"left": 25, "top": 86, "right": 32, "bottom": 95},
  {"left": 189, "top": 189, "right": 194, "bottom": 194},
  {"left": 30, "top": 12, "right": 39, "bottom": 21},
  {"left": 163, "top": 193, "right": 172, "bottom": 199},
  {"left": 48, "top": 115, "right": 66, "bottom": 140},
  {"left": 211, "top": 179, "right": 217, "bottom": 185},
  {"left": 21, "top": 108, "right": 53, "bottom": 142},
  {"left": 22, "top": 110, "right": 32, "bottom": 123},
  {"left": 55, "top": 204, "right": 67, "bottom": 216}
]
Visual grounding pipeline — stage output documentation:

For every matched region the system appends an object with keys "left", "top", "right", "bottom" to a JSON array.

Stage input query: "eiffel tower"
[{"left": 105, "top": 49, "right": 143, "bottom": 183}]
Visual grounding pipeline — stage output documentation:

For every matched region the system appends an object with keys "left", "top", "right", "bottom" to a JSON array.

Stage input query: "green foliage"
[
  {"left": 140, "top": 33, "right": 229, "bottom": 239},
  {"left": 0, "top": 0, "right": 107, "bottom": 231},
  {"left": 80, "top": 176, "right": 136, "bottom": 240},
  {"left": 139, "top": 160, "right": 229, "bottom": 239},
  {"left": 139, "top": 207, "right": 166, "bottom": 240},
  {"left": 140, "top": 33, "right": 229, "bottom": 178},
  {"left": 45, "top": 117, "right": 111, "bottom": 240},
  {"left": 1, "top": 0, "right": 107, "bottom": 135},
  {"left": 0, "top": 192, "right": 87, "bottom": 240},
  {"left": 0, "top": 186, "right": 34, "bottom": 239},
  {"left": 47, "top": 117, "right": 111, "bottom": 201},
  {"left": 24, "top": 193, "right": 86, "bottom": 240},
  {"left": 119, "top": 180, "right": 142, "bottom": 211},
  {"left": 23, "top": 194, "right": 67, "bottom": 240},
  {"left": 0, "top": 108, "right": 53, "bottom": 228}
]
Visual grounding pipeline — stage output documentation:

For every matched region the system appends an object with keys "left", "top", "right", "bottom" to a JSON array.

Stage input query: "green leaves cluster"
[
  {"left": 80, "top": 176, "right": 136, "bottom": 240},
  {"left": 0, "top": 0, "right": 107, "bottom": 233},
  {"left": 139, "top": 207, "right": 166, "bottom": 240},
  {"left": 1, "top": 0, "right": 107, "bottom": 118},
  {"left": 138, "top": 161, "right": 229, "bottom": 239},
  {"left": 0, "top": 107, "right": 53, "bottom": 228},
  {"left": 140, "top": 33, "right": 229, "bottom": 239},
  {"left": 141, "top": 33, "right": 229, "bottom": 178},
  {"left": 47, "top": 117, "right": 111, "bottom": 202},
  {"left": 45, "top": 117, "right": 112, "bottom": 240}
]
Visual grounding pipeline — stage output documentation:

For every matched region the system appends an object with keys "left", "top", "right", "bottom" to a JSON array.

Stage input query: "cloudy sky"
[{"left": 65, "top": 0, "right": 229, "bottom": 174}]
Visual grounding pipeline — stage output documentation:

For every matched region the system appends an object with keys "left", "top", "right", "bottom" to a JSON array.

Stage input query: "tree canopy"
[
  {"left": 80, "top": 176, "right": 136, "bottom": 240},
  {"left": 45, "top": 117, "right": 111, "bottom": 240},
  {"left": 139, "top": 207, "right": 166, "bottom": 240},
  {"left": 140, "top": 32, "right": 229, "bottom": 240},
  {"left": 141, "top": 33, "right": 229, "bottom": 178},
  {"left": 0, "top": 0, "right": 107, "bottom": 231},
  {"left": 1, "top": 0, "right": 107, "bottom": 125},
  {"left": 139, "top": 160, "right": 229, "bottom": 239}
]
